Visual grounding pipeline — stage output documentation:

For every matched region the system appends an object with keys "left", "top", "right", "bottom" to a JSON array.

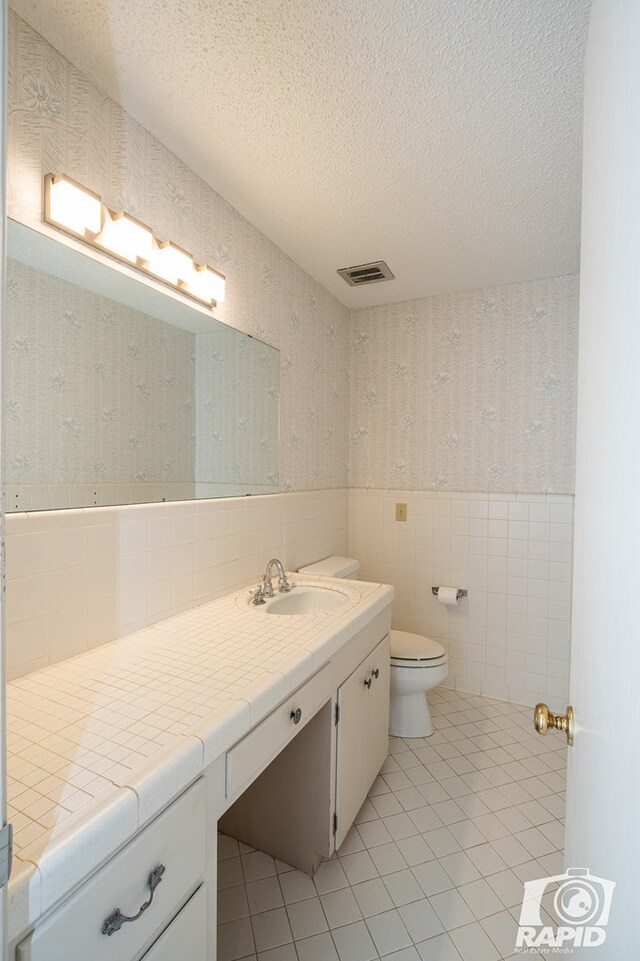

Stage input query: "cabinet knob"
[
  {"left": 290, "top": 708, "right": 302, "bottom": 725},
  {"left": 371, "top": 668, "right": 380, "bottom": 679},
  {"left": 364, "top": 677, "right": 372, "bottom": 689}
]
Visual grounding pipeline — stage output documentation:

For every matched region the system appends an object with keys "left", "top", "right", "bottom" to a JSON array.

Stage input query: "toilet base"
[{"left": 389, "top": 691, "right": 434, "bottom": 738}]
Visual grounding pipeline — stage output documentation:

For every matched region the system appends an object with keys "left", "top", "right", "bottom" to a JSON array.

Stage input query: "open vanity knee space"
[{"left": 7, "top": 574, "right": 394, "bottom": 961}]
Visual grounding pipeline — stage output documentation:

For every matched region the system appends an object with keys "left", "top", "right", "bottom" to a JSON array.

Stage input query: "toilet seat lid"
[{"left": 390, "top": 630, "right": 446, "bottom": 661}]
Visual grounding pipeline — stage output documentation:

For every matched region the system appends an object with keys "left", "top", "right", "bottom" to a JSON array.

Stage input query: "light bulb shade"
[
  {"left": 43, "top": 174, "right": 225, "bottom": 312},
  {"left": 182, "top": 265, "right": 226, "bottom": 305},
  {"left": 143, "top": 241, "right": 194, "bottom": 285},
  {"left": 45, "top": 174, "right": 102, "bottom": 236},
  {"left": 95, "top": 210, "right": 154, "bottom": 264}
]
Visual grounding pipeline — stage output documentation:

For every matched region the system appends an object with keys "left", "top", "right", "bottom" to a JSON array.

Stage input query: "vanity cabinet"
[
  {"left": 335, "top": 635, "right": 390, "bottom": 848},
  {"left": 140, "top": 887, "right": 206, "bottom": 961},
  {"left": 16, "top": 780, "right": 206, "bottom": 961}
]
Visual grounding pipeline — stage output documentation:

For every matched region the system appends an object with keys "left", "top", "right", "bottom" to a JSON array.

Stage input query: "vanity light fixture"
[{"left": 43, "top": 173, "right": 225, "bottom": 308}]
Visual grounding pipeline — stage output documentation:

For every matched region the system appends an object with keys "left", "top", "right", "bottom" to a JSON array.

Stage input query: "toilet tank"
[{"left": 298, "top": 556, "right": 359, "bottom": 579}]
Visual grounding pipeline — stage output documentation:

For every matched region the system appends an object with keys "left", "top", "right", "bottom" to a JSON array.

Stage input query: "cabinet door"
[
  {"left": 335, "top": 634, "right": 390, "bottom": 849},
  {"left": 335, "top": 654, "right": 373, "bottom": 848},
  {"left": 366, "top": 635, "right": 390, "bottom": 788},
  {"left": 142, "top": 887, "right": 206, "bottom": 961}
]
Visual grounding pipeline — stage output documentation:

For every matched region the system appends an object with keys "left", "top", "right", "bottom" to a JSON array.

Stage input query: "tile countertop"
[{"left": 6, "top": 574, "right": 394, "bottom": 941}]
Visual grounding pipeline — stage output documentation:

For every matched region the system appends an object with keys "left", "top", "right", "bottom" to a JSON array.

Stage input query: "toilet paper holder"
[{"left": 432, "top": 587, "right": 468, "bottom": 600}]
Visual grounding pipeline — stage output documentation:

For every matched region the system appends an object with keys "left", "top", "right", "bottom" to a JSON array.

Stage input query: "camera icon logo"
[{"left": 517, "top": 867, "right": 616, "bottom": 951}]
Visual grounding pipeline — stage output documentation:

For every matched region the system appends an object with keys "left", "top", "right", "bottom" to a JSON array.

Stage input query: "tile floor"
[{"left": 217, "top": 688, "right": 567, "bottom": 961}]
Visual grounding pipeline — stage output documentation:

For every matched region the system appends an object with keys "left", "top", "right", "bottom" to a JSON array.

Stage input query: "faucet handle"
[
  {"left": 278, "top": 572, "right": 292, "bottom": 593},
  {"left": 249, "top": 584, "right": 266, "bottom": 605}
]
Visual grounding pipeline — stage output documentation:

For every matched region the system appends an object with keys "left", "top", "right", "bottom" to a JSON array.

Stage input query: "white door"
[
  {"left": 562, "top": 1, "right": 640, "bottom": 957},
  {"left": 0, "top": 0, "right": 8, "bottom": 957}
]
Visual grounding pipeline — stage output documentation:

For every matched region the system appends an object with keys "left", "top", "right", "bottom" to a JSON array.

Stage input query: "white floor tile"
[
  {"left": 398, "top": 897, "right": 445, "bottom": 942},
  {"left": 366, "top": 907, "right": 412, "bottom": 956},
  {"left": 446, "top": 819, "right": 487, "bottom": 849},
  {"left": 286, "top": 897, "right": 328, "bottom": 940},
  {"left": 218, "top": 918, "right": 255, "bottom": 961},
  {"left": 217, "top": 691, "right": 566, "bottom": 961},
  {"left": 485, "top": 868, "right": 526, "bottom": 908},
  {"left": 457, "top": 878, "right": 504, "bottom": 919},
  {"left": 352, "top": 877, "right": 394, "bottom": 917},
  {"left": 257, "top": 944, "right": 296, "bottom": 961},
  {"left": 383, "top": 947, "right": 421, "bottom": 961},
  {"left": 412, "top": 859, "right": 454, "bottom": 897},
  {"left": 438, "top": 851, "right": 481, "bottom": 886},
  {"left": 219, "top": 856, "right": 245, "bottom": 889},
  {"left": 370, "top": 841, "right": 409, "bottom": 876},
  {"left": 218, "top": 883, "right": 250, "bottom": 923},
  {"left": 278, "top": 868, "right": 317, "bottom": 904},
  {"left": 340, "top": 849, "right": 379, "bottom": 885},
  {"left": 430, "top": 888, "right": 476, "bottom": 929},
  {"left": 465, "top": 842, "right": 509, "bottom": 876},
  {"left": 246, "top": 877, "right": 284, "bottom": 915},
  {"left": 358, "top": 817, "right": 394, "bottom": 848},
  {"left": 251, "top": 908, "right": 293, "bottom": 953},
  {"left": 383, "top": 812, "right": 421, "bottom": 840},
  {"left": 409, "top": 805, "right": 445, "bottom": 833},
  {"left": 332, "top": 919, "right": 379, "bottom": 961},
  {"left": 422, "top": 826, "right": 462, "bottom": 858},
  {"left": 313, "top": 857, "right": 349, "bottom": 894},
  {"left": 321, "top": 887, "right": 363, "bottom": 929},
  {"left": 395, "top": 834, "right": 435, "bottom": 867},
  {"left": 449, "top": 920, "right": 500, "bottom": 961},
  {"left": 382, "top": 868, "right": 425, "bottom": 907},
  {"left": 481, "top": 908, "right": 521, "bottom": 957},
  {"left": 295, "top": 932, "right": 339, "bottom": 961},
  {"left": 416, "top": 932, "right": 463, "bottom": 960},
  {"left": 242, "top": 851, "right": 278, "bottom": 882},
  {"left": 490, "top": 835, "right": 531, "bottom": 867}
]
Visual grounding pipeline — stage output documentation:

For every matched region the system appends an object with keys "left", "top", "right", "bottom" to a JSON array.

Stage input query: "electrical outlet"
[{"left": 396, "top": 502, "right": 407, "bottom": 522}]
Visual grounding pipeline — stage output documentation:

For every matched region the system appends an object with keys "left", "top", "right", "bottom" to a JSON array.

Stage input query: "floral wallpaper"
[
  {"left": 7, "top": 11, "right": 350, "bottom": 493},
  {"left": 349, "top": 275, "right": 579, "bottom": 493},
  {"left": 196, "top": 328, "right": 279, "bottom": 487}
]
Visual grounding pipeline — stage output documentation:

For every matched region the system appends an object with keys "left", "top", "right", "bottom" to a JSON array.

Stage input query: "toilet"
[{"left": 297, "top": 556, "right": 448, "bottom": 738}]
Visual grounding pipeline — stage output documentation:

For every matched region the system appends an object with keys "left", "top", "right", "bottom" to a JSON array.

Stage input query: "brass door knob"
[{"left": 534, "top": 703, "right": 574, "bottom": 746}]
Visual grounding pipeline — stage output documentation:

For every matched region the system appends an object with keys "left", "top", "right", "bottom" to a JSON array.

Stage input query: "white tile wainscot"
[
  {"left": 349, "top": 489, "right": 573, "bottom": 712},
  {"left": 6, "top": 573, "right": 394, "bottom": 961},
  {"left": 4, "top": 488, "right": 349, "bottom": 680}
]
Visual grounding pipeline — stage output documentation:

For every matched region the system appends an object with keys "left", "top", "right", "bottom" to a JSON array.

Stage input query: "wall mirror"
[{"left": 4, "top": 220, "right": 280, "bottom": 511}]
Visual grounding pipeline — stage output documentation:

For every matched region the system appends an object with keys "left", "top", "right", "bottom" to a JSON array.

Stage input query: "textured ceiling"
[{"left": 11, "top": 0, "right": 590, "bottom": 307}]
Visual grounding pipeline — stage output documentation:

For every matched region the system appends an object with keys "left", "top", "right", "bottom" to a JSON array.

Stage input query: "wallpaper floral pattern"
[
  {"left": 349, "top": 276, "right": 579, "bottom": 493},
  {"left": 6, "top": 256, "right": 195, "bottom": 486},
  {"left": 196, "top": 328, "right": 279, "bottom": 487},
  {"left": 5, "top": 257, "right": 280, "bottom": 498},
  {"left": 7, "top": 11, "right": 350, "bottom": 493}
]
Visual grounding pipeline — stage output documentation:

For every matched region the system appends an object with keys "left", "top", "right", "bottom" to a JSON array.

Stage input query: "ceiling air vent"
[{"left": 337, "top": 260, "right": 395, "bottom": 287}]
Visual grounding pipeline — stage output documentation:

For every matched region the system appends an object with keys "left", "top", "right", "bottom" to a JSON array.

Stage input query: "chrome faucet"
[
  {"left": 249, "top": 558, "right": 292, "bottom": 605},
  {"left": 262, "top": 558, "right": 292, "bottom": 596}
]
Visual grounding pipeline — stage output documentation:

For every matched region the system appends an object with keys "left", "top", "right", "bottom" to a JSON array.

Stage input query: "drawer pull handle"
[
  {"left": 290, "top": 708, "right": 302, "bottom": 725},
  {"left": 364, "top": 677, "right": 372, "bottom": 689},
  {"left": 371, "top": 668, "right": 380, "bottom": 679},
  {"left": 102, "top": 864, "right": 166, "bottom": 936}
]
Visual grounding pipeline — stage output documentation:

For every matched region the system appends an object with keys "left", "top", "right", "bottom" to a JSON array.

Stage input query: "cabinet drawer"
[
  {"left": 17, "top": 779, "right": 206, "bottom": 961},
  {"left": 226, "top": 664, "right": 331, "bottom": 799},
  {"left": 141, "top": 886, "right": 206, "bottom": 961}
]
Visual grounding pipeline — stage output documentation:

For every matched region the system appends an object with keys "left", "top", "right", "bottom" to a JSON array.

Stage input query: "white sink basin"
[{"left": 261, "top": 586, "right": 349, "bottom": 615}]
